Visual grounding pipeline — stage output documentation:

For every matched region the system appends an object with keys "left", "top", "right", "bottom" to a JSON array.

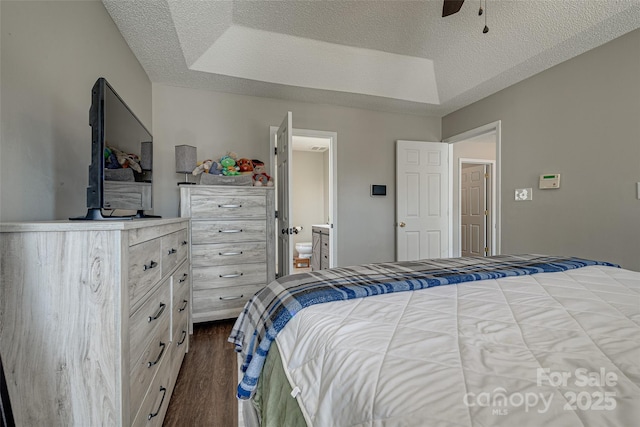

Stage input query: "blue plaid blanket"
[{"left": 228, "top": 254, "right": 618, "bottom": 399}]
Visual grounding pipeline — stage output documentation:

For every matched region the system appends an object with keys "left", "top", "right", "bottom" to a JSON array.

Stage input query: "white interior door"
[
  {"left": 461, "top": 163, "right": 487, "bottom": 257},
  {"left": 276, "top": 112, "right": 293, "bottom": 277},
  {"left": 396, "top": 141, "right": 450, "bottom": 261}
]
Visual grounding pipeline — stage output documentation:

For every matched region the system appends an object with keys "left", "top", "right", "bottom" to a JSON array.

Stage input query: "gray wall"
[
  {"left": 152, "top": 84, "right": 441, "bottom": 266},
  {"left": 443, "top": 29, "right": 640, "bottom": 271},
  {"left": 0, "top": 0, "right": 152, "bottom": 222}
]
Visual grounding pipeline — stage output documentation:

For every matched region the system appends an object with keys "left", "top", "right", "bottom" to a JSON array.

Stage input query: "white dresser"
[
  {"left": 0, "top": 218, "right": 190, "bottom": 426},
  {"left": 180, "top": 185, "right": 275, "bottom": 322}
]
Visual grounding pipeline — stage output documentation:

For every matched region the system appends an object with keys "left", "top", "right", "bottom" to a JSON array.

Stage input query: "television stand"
[{"left": 70, "top": 208, "right": 134, "bottom": 221}]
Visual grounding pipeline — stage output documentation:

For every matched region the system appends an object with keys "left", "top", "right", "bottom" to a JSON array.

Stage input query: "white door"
[
  {"left": 396, "top": 140, "right": 449, "bottom": 261},
  {"left": 276, "top": 112, "right": 293, "bottom": 277},
  {"left": 461, "top": 163, "right": 487, "bottom": 257}
]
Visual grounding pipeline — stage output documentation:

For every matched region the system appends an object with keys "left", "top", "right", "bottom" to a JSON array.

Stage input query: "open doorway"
[
  {"left": 444, "top": 121, "right": 501, "bottom": 257},
  {"left": 460, "top": 160, "right": 494, "bottom": 257},
  {"left": 289, "top": 135, "right": 330, "bottom": 274},
  {"left": 270, "top": 125, "right": 338, "bottom": 276}
]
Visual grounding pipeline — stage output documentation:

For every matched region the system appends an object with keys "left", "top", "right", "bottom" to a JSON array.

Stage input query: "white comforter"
[{"left": 274, "top": 265, "right": 640, "bottom": 427}]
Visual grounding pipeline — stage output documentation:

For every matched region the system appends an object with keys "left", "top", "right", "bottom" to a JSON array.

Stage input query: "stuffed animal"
[
  {"left": 251, "top": 159, "right": 273, "bottom": 186},
  {"left": 208, "top": 161, "right": 222, "bottom": 175},
  {"left": 104, "top": 147, "right": 120, "bottom": 169},
  {"left": 220, "top": 155, "right": 240, "bottom": 176},
  {"left": 237, "top": 158, "right": 254, "bottom": 174},
  {"left": 192, "top": 159, "right": 213, "bottom": 175},
  {"left": 107, "top": 146, "right": 142, "bottom": 173}
]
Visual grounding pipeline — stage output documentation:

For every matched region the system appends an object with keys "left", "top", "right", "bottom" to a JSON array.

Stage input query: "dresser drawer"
[
  {"left": 172, "top": 261, "right": 190, "bottom": 311},
  {"left": 129, "top": 238, "right": 163, "bottom": 310},
  {"left": 170, "top": 284, "right": 189, "bottom": 377},
  {"left": 191, "top": 220, "right": 266, "bottom": 245},
  {"left": 161, "top": 229, "right": 189, "bottom": 277},
  {"left": 193, "top": 283, "right": 264, "bottom": 318},
  {"left": 131, "top": 355, "right": 172, "bottom": 427},
  {"left": 130, "top": 311, "right": 170, "bottom": 418},
  {"left": 192, "top": 263, "right": 267, "bottom": 290},
  {"left": 130, "top": 279, "right": 171, "bottom": 370},
  {"left": 191, "top": 242, "right": 266, "bottom": 267},
  {"left": 172, "top": 262, "right": 190, "bottom": 336},
  {"left": 190, "top": 194, "right": 266, "bottom": 218}
]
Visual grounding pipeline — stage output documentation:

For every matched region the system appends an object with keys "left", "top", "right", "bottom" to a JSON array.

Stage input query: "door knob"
[{"left": 399, "top": 222, "right": 406, "bottom": 228}]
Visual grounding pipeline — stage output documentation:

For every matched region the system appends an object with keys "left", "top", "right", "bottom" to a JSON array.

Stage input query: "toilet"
[{"left": 295, "top": 242, "right": 312, "bottom": 259}]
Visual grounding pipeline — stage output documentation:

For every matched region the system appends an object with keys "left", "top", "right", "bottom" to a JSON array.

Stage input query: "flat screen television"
[{"left": 73, "top": 77, "right": 157, "bottom": 220}]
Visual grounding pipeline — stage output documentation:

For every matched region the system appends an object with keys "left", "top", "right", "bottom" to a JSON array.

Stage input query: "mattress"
[
  {"left": 274, "top": 265, "right": 640, "bottom": 426},
  {"left": 230, "top": 256, "right": 640, "bottom": 426}
]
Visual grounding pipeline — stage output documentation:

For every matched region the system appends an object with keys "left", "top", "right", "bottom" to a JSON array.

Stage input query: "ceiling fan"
[
  {"left": 442, "top": 0, "right": 466, "bottom": 17},
  {"left": 442, "top": 0, "right": 489, "bottom": 33}
]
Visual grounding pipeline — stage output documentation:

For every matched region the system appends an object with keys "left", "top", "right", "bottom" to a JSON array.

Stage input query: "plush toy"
[
  {"left": 251, "top": 159, "right": 273, "bottom": 186},
  {"left": 208, "top": 161, "right": 222, "bottom": 175},
  {"left": 237, "top": 158, "right": 254, "bottom": 174},
  {"left": 107, "top": 146, "right": 142, "bottom": 173},
  {"left": 104, "top": 147, "right": 120, "bottom": 169},
  {"left": 220, "top": 155, "right": 240, "bottom": 176},
  {"left": 192, "top": 159, "right": 213, "bottom": 175}
]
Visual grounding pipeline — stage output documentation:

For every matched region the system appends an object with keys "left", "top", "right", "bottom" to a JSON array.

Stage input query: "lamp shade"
[
  {"left": 140, "top": 141, "right": 152, "bottom": 171},
  {"left": 175, "top": 145, "right": 197, "bottom": 174}
]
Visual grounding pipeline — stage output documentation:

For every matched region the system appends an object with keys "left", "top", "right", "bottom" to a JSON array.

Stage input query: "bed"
[{"left": 229, "top": 254, "right": 640, "bottom": 426}]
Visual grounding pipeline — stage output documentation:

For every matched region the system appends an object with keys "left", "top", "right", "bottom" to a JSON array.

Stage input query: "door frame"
[
  {"left": 443, "top": 120, "right": 502, "bottom": 256},
  {"left": 270, "top": 126, "right": 338, "bottom": 270},
  {"left": 459, "top": 159, "right": 495, "bottom": 257}
]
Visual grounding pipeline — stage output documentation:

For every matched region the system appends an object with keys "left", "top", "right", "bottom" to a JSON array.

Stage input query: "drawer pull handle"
[
  {"left": 177, "top": 330, "right": 187, "bottom": 346},
  {"left": 143, "top": 260, "right": 158, "bottom": 271},
  {"left": 178, "top": 273, "right": 188, "bottom": 283},
  {"left": 219, "top": 251, "right": 243, "bottom": 256},
  {"left": 147, "top": 386, "right": 167, "bottom": 420},
  {"left": 220, "top": 295, "right": 243, "bottom": 301},
  {"left": 148, "top": 303, "right": 166, "bottom": 322},
  {"left": 220, "top": 273, "right": 243, "bottom": 278},
  {"left": 168, "top": 248, "right": 177, "bottom": 255},
  {"left": 181, "top": 240, "right": 188, "bottom": 246},
  {"left": 147, "top": 342, "right": 166, "bottom": 368},
  {"left": 219, "top": 229, "right": 243, "bottom": 233},
  {"left": 219, "top": 204, "right": 242, "bottom": 208},
  {"left": 178, "top": 299, "right": 188, "bottom": 312}
]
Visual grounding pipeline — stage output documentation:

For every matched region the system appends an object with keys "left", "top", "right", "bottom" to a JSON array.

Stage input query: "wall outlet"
[{"left": 515, "top": 188, "right": 533, "bottom": 201}]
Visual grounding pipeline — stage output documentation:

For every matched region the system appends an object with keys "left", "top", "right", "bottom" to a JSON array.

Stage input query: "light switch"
[{"left": 637, "top": 182, "right": 640, "bottom": 200}]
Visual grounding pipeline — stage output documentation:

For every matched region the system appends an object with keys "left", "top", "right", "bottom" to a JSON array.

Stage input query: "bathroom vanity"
[{"left": 311, "top": 225, "right": 331, "bottom": 271}]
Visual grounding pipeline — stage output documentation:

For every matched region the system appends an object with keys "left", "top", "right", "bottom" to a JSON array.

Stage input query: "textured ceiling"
[{"left": 103, "top": 0, "right": 640, "bottom": 117}]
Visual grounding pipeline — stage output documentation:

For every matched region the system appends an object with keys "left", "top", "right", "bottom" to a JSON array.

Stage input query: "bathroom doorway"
[
  {"left": 270, "top": 125, "right": 338, "bottom": 276},
  {"left": 290, "top": 136, "right": 330, "bottom": 273}
]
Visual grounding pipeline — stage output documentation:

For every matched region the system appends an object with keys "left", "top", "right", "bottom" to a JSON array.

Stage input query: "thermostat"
[
  {"left": 539, "top": 174, "right": 561, "bottom": 189},
  {"left": 371, "top": 184, "right": 386, "bottom": 196}
]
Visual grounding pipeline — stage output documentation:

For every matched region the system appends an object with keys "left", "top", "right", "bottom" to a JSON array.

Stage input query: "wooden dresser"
[
  {"left": 180, "top": 185, "right": 275, "bottom": 322},
  {"left": 0, "top": 218, "right": 190, "bottom": 426}
]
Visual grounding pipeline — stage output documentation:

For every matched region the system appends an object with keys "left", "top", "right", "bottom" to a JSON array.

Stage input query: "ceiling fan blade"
[{"left": 442, "top": 0, "right": 465, "bottom": 17}]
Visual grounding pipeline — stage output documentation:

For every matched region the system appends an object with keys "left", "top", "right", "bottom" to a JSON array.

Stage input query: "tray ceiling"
[{"left": 103, "top": 0, "right": 640, "bottom": 117}]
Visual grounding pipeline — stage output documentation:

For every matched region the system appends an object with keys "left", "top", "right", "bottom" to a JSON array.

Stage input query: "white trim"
[
  {"left": 443, "top": 120, "right": 502, "bottom": 255},
  {"left": 270, "top": 126, "right": 339, "bottom": 268},
  {"left": 447, "top": 143, "right": 454, "bottom": 258}
]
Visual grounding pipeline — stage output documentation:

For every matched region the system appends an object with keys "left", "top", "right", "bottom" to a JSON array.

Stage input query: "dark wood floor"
[{"left": 163, "top": 320, "right": 238, "bottom": 427}]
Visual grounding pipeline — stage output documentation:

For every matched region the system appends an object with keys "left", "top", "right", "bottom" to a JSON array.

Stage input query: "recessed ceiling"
[{"left": 103, "top": 0, "right": 640, "bottom": 117}]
